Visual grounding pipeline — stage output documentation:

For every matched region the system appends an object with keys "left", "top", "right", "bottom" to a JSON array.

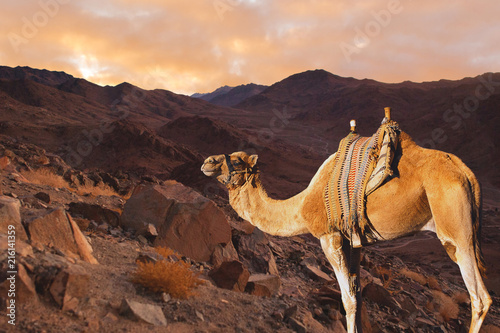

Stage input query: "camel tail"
[{"left": 448, "top": 154, "right": 487, "bottom": 277}]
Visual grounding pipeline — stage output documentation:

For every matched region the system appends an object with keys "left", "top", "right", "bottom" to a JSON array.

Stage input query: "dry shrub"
[
  {"left": 399, "top": 268, "right": 427, "bottom": 286},
  {"left": 430, "top": 290, "right": 459, "bottom": 322},
  {"left": 427, "top": 276, "right": 441, "bottom": 290},
  {"left": 22, "top": 168, "right": 124, "bottom": 198},
  {"left": 155, "top": 247, "right": 177, "bottom": 259},
  {"left": 131, "top": 247, "right": 203, "bottom": 299},
  {"left": 75, "top": 182, "right": 119, "bottom": 197},
  {"left": 453, "top": 291, "right": 470, "bottom": 305},
  {"left": 22, "top": 168, "right": 69, "bottom": 189}
]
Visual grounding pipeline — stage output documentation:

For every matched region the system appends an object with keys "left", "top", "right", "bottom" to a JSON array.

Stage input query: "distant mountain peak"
[
  {"left": 192, "top": 83, "right": 268, "bottom": 107},
  {"left": 191, "top": 85, "right": 233, "bottom": 99}
]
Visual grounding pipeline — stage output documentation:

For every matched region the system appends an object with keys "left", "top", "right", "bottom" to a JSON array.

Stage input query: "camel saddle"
[{"left": 324, "top": 119, "right": 400, "bottom": 247}]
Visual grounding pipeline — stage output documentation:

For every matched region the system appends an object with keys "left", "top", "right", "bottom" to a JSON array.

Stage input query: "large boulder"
[
  {"left": 49, "top": 264, "right": 90, "bottom": 311},
  {"left": 27, "top": 208, "right": 98, "bottom": 264},
  {"left": 245, "top": 274, "right": 281, "bottom": 296},
  {"left": 120, "top": 181, "right": 232, "bottom": 262},
  {"left": 0, "top": 195, "right": 28, "bottom": 241}
]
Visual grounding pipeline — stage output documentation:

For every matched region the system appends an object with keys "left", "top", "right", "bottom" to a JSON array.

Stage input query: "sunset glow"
[{"left": 2, "top": 0, "right": 499, "bottom": 94}]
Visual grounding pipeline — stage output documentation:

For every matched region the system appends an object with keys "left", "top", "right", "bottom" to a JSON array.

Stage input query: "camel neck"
[{"left": 228, "top": 174, "right": 309, "bottom": 236}]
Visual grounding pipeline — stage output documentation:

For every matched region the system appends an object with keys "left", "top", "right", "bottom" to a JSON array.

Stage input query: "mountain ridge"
[
  {"left": 192, "top": 83, "right": 268, "bottom": 107},
  {"left": 1, "top": 65, "right": 499, "bottom": 193}
]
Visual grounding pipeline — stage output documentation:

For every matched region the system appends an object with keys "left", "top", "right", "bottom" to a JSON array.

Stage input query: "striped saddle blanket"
[{"left": 324, "top": 120, "right": 400, "bottom": 247}]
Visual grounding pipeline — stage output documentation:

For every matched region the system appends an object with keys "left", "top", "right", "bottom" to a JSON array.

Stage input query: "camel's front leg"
[{"left": 320, "top": 233, "right": 362, "bottom": 333}]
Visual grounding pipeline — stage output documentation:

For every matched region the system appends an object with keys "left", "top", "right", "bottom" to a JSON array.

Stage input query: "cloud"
[{"left": 1, "top": 0, "right": 499, "bottom": 94}]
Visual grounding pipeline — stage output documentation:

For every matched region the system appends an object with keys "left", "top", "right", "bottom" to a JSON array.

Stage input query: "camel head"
[{"left": 201, "top": 151, "right": 258, "bottom": 187}]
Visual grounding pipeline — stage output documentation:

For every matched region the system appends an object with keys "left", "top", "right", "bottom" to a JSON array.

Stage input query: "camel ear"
[{"left": 248, "top": 155, "right": 258, "bottom": 167}]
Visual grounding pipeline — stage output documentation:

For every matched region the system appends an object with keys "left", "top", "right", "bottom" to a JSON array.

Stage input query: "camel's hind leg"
[
  {"left": 427, "top": 188, "right": 492, "bottom": 333},
  {"left": 440, "top": 239, "right": 491, "bottom": 333},
  {"left": 320, "top": 232, "right": 362, "bottom": 333}
]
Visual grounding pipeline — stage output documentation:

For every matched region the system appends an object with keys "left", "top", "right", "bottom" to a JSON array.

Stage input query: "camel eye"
[
  {"left": 233, "top": 157, "right": 244, "bottom": 167},
  {"left": 208, "top": 158, "right": 216, "bottom": 164}
]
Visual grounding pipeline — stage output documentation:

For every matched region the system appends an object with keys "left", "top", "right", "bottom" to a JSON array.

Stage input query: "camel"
[{"left": 200, "top": 129, "right": 492, "bottom": 333}]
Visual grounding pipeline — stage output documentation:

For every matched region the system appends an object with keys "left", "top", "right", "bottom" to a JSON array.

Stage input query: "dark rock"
[
  {"left": 99, "top": 172, "right": 121, "bottom": 192},
  {"left": 361, "top": 302, "right": 373, "bottom": 333},
  {"left": 284, "top": 304, "right": 298, "bottom": 319},
  {"left": 362, "top": 283, "right": 398, "bottom": 310},
  {"left": 238, "top": 228, "right": 279, "bottom": 276},
  {"left": 21, "top": 196, "right": 48, "bottom": 209},
  {"left": 86, "top": 171, "right": 103, "bottom": 186},
  {"left": 288, "top": 317, "right": 307, "bottom": 333},
  {"left": 64, "top": 170, "right": 94, "bottom": 188},
  {"left": 398, "top": 294, "right": 419, "bottom": 318},
  {"left": 208, "top": 260, "right": 249, "bottom": 292},
  {"left": 119, "top": 298, "right": 167, "bottom": 326},
  {"left": 34, "top": 191, "right": 51, "bottom": 203},
  {"left": 138, "top": 223, "right": 158, "bottom": 238},
  {"left": 68, "top": 202, "right": 120, "bottom": 227}
]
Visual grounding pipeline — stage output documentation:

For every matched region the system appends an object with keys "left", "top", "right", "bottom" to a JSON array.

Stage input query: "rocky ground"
[{"left": 1, "top": 138, "right": 500, "bottom": 333}]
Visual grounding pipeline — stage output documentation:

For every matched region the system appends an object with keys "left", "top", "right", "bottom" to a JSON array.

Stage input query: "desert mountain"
[
  {"left": 192, "top": 85, "right": 232, "bottom": 100},
  {"left": 0, "top": 66, "right": 323, "bottom": 197},
  {"left": 228, "top": 69, "right": 500, "bottom": 193},
  {"left": 1, "top": 66, "right": 500, "bottom": 332},
  {"left": 1, "top": 65, "right": 499, "bottom": 198},
  {"left": 193, "top": 83, "right": 268, "bottom": 107},
  {"left": 0, "top": 65, "right": 74, "bottom": 86}
]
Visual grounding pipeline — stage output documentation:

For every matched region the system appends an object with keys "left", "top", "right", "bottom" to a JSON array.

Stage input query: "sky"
[{"left": 1, "top": 0, "right": 499, "bottom": 95}]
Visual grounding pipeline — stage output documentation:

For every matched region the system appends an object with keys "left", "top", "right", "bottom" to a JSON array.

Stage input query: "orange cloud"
[{"left": 1, "top": 0, "right": 499, "bottom": 94}]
